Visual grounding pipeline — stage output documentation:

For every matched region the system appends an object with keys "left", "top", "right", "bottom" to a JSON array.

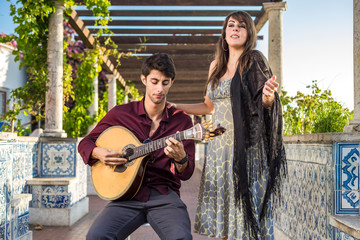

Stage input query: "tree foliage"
[
  {"left": 1, "top": 0, "right": 143, "bottom": 137},
  {"left": 281, "top": 80, "right": 353, "bottom": 135}
]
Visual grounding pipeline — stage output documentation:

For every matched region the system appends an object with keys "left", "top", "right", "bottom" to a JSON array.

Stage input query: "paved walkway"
[{"left": 30, "top": 167, "right": 221, "bottom": 240}]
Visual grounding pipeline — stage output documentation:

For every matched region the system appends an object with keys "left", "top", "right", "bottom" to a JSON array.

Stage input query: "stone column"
[
  {"left": 87, "top": 65, "right": 99, "bottom": 133},
  {"left": 263, "top": 2, "right": 287, "bottom": 92},
  {"left": 344, "top": 0, "right": 360, "bottom": 132},
  {"left": 106, "top": 74, "right": 117, "bottom": 111},
  {"left": 42, "top": 1, "right": 66, "bottom": 138},
  {"left": 124, "top": 90, "right": 129, "bottom": 104}
]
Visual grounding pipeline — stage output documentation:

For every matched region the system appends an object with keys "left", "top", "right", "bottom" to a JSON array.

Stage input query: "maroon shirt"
[{"left": 78, "top": 98, "right": 195, "bottom": 202}]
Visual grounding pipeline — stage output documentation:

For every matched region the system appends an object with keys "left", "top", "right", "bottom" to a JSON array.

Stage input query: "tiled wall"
[
  {"left": 275, "top": 142, "right": 359, "bottom": 240},
  {"left": 0, "top": 141, "right": 35, "bottom": 240},
  {"left": 40, "top": 142, "right": 77, "bottom": 177},
  {"left": 28, "top": 141, "right": 87, "bottom": 209},
  {"left": 2, "top": 134, "right": 359, "bottom": 239},
  {"left": 335, "top": 143, "right": 359, "bottom": 215},
  {"left": 0, "top": 137, "right": 87, "bottom": 239}
]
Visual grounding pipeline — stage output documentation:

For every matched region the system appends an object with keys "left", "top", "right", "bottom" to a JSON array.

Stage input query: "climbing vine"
[
  {"left": 0, "top": 0, "right": 54, "bottom": 134},
  {"left": 1, "top": 0, "right": 143, "bottom": 137}
]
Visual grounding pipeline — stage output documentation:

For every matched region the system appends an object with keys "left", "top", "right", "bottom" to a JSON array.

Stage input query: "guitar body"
[
  {"left": 90, "top": 122, "right": 226, "bottom": 201},
  {"left": 92, "top": 126, "right": 148, "bottom": 201}
]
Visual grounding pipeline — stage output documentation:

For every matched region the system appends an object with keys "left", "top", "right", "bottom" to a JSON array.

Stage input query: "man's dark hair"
[{"left": 141, "top": 53, "right": 176, "bottom": 80}]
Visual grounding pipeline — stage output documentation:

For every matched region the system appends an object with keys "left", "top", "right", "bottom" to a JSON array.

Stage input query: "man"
[{"left": 78, "top": 53, "right": 195, "bottom": 240}]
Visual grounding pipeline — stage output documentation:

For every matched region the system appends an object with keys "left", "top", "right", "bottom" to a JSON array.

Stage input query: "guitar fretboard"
[{"left": 128, "top": 131, "right": 186, "bottom": 161}]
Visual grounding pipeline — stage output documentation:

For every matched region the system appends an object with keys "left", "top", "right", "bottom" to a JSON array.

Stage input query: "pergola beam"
[
  {"left": 107, "top": 0, "right": 266, "bottom": 6},
  {"left": 120, "top": 70, "right": 209, "bottom": 80},
  {"left": 115, "top": 44, "right": 216, "bottom": 55},
  {"left": 76, "top": 10, "right": 263, "bottom": 17},
  {"left": 89, "top": 28, "right": 222, "bottom": 35},
  {"left": 83, "top": 20, "right": 225, "bottom": 27},
  {"left": 119, "top": 60, "right": 212, "bottom": 69},
  {"left": 100, "top": 36, "right": 220, "bottom": 44},
  {"left": 67, "top": 9, "right": 128, "bottom": 88},
  {"left": 69, "top": 1, "right": 274, "bottom": 104},
  {"left": 255, "top": 8, "right": 268, "bottom": 33}
]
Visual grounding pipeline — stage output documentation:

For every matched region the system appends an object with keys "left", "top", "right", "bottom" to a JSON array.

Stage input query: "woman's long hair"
[{"left": 207, "top": 11, "right": 257, "bottom": 90}]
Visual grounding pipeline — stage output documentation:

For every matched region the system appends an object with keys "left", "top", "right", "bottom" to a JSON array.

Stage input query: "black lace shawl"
[{"left": 230, "top": 50, "right": 287, "bottom": 238}]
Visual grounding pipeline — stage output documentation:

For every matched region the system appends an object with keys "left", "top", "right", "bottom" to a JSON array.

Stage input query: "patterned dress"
[{"left": 193, "top": 78, "right": 274, "bottom": 240}]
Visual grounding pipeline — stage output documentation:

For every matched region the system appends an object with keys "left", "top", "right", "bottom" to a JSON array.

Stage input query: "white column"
[
  {"left": 124, "top": 86, "right": 129, "bottom": 104},
  {"left": 42, "top": 1, "right": 66, "bottom": 138},
  {"left": 124, "top": 94, "right": 129, "bottom": 104},
  {"left": 344, "top": 0, "right": 360, "bottom": 132},
  {"left": 87, "top": 65, "right": 99, "bottom": 133},
  {"left": 106, "top": 74, "right": 117, "bottom": 111},
  {"left": 263, "top": 2, "right": 287, "bottom": 93}
]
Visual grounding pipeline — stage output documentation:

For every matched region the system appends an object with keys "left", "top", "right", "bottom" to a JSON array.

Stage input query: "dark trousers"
[{"left": 86, "top": 189, "right": 192, "bottom": 240}]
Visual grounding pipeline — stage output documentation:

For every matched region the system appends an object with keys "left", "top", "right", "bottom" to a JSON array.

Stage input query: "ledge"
[
  {"left": 284, "top": 132, "right": 360, "bottom": 143},
  {"left": 27, "top": 177, "right": 76, "bottom": 186},
  {"left": 330, "top": 215, "right": 360, "bottom": 239},
  {"left": 11, "top": 194, "right": 32, "bottom": 208}
]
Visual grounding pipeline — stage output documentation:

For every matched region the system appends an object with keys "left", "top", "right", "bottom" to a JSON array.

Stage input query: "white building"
[{"left": 0, "top": 42, "right": 30, "bottom": 129}]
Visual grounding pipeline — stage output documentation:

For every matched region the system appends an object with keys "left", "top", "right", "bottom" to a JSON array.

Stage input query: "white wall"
[{"left": 0, "top": 43, "right": 30, "bottom": 127}]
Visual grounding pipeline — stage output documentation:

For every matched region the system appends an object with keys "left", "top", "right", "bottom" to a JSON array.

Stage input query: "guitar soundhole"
[
  {"left": 113, "top": 145, "right": 136, "bottom": 173},
  {"left": 114, "top": 165, "right": 127, "bottom": 173},
  {"left": 124, "top": 144, "right": 136, "bottom": 167}
]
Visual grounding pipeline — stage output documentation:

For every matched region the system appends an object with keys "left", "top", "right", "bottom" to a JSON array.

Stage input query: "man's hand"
[
  {"left": 92, "top": 147, "right": 127, "bottom": 166},
  {"left": 164, "top": 137, "right": 186, "bottom": 161},
  {"left": 165, "top": 136, "right": 188, "bottom": 173}
]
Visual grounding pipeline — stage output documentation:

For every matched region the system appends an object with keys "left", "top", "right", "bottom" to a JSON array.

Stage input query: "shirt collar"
[{"left": 137, "top": 97, "right": 171, "bottom": 123}]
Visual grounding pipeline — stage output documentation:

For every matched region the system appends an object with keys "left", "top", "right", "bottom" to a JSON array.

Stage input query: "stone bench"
[{"left": 26, "top": 177, "right": 88, "bottom": 226}]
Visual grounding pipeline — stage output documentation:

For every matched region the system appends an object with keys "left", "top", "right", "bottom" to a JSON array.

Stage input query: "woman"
[{"left": 170, "top": 11, "right": 287, "bottom": 240}]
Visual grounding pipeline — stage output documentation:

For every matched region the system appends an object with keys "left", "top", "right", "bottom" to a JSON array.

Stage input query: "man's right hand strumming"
[{"left": 91, "top": 147, "right": 127, "bottom": 166}]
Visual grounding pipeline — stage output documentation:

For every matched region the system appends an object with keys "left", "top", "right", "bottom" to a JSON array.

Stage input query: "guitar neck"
[{"left": 128, "top": 131, "right": 186, "bottom": 161}]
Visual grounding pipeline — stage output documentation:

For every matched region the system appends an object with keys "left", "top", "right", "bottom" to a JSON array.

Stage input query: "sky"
[{"left": 0, "top": 0, "right": 354, "bottom": 110}]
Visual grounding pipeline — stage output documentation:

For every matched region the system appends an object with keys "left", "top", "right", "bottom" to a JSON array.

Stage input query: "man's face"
[{"left": 141, "top": 69, "right": 174, "bottom": 104}]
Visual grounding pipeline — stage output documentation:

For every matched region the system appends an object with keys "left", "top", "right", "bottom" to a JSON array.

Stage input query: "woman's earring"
[{"left": 222, "top": 40, "right": 229, "bottom": 51}]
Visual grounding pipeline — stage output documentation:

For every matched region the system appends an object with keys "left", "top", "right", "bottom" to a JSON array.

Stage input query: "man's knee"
[
  {"left": 165, "top": 226, "right": 192, "bottom": 240},
  {"left": 86, "top": 227, "right": 116, "bottom": 240}
]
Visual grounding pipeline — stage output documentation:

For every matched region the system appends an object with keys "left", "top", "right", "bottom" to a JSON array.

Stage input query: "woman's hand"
[
  {"left": 263, "top": 75, "right": 278, "bottom": 97},
  {"left": 167, "top": 101, "right": 177, "bottom": 109},
  {"left": 262, "top": 75, "right": 278, "bottom": 109}
]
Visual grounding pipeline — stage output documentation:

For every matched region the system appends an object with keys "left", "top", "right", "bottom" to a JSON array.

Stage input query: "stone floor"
[{"left": 30, "top": 167, "right": 221, "bottom": 240}]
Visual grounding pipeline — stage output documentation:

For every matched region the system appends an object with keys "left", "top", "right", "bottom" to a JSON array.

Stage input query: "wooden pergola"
[{"left": 68, "top": 0, "right": 281, "bottom": 104}]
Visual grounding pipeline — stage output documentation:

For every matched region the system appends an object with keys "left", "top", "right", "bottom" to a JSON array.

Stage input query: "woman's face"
[{"left": 224, "top": 16, "right": 248, "bottom": 50}]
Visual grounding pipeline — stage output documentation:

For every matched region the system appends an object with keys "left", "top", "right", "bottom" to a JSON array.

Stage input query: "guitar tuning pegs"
[
  {"left": 207, "top": 119, "right": 212, "bottom": 124},
  {"left": 204, "top": 138, "right": 209, "bottom": 141},
  {"left": 210, "top": 133, "right": 215, "bottom": 137},
  {"left": 210, "top": 137, "right": 214, "bottom": 140}
]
